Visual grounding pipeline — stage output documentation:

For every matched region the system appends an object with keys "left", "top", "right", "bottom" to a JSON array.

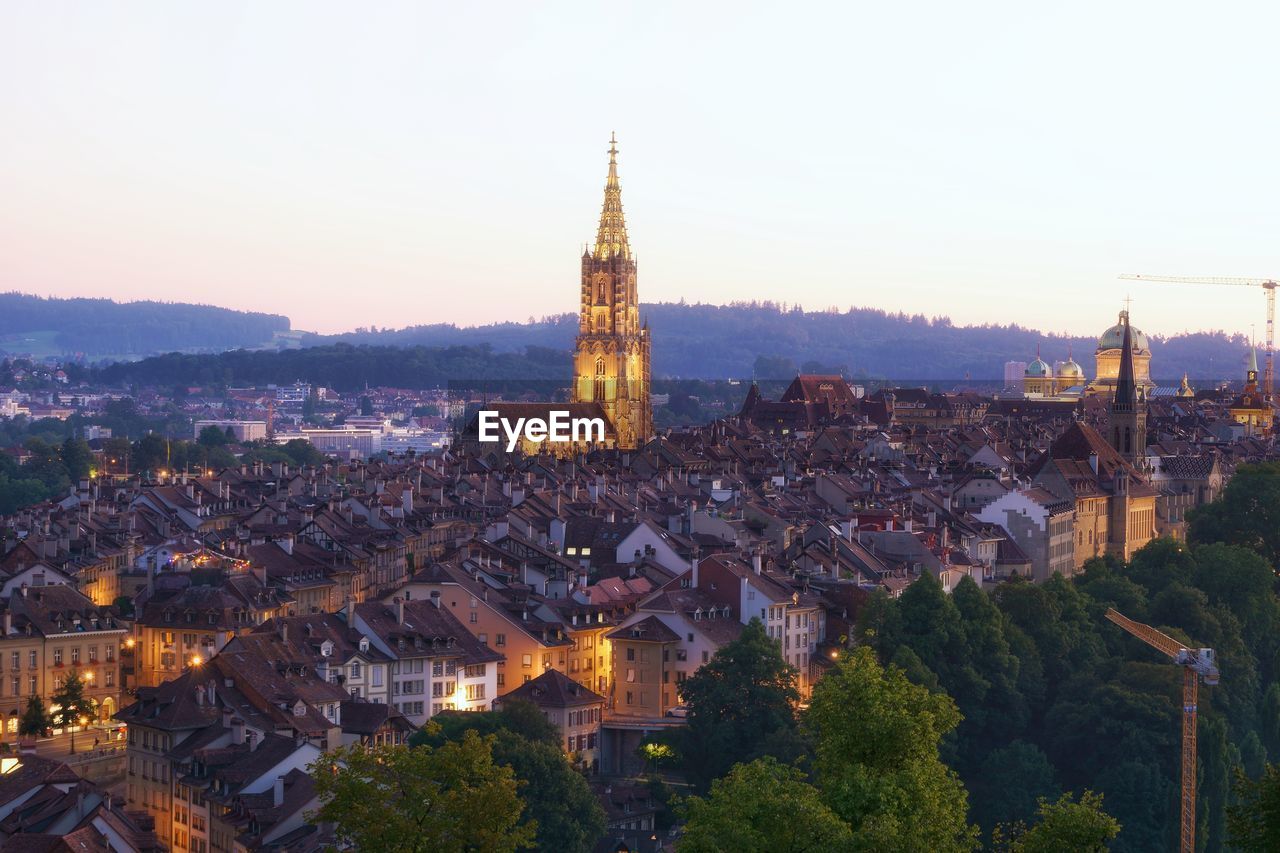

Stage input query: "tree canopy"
[
  {"left": 678, "top": 617, "right": 802, "bottom": 790},
  {"left": 805, "top": 645, "right": 978, "bottom": 851},
  {"left": 310, "top": 733, "right": 534, "bottom": 853},
  {"left": 410, "top": 701, "right": 605, "bottom": 853},
  {"left": 680, "top": 757, "right": 853, "bottom": 853}
]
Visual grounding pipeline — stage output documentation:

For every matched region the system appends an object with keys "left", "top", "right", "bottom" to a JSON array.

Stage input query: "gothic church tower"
[
  {"left": 572, "top": 135, "right": 652, "bottom": 449},
  {"left": 1108, "top": 309, "right": 1146, "bottom": 466}
]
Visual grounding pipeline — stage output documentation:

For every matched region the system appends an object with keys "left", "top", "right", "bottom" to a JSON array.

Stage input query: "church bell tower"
[
  {"left": 571, "top": 134, "right": 652, "bottom": 449},
  {"left": 1108, "top": 310, "right": 1146, "bottom": 466}
]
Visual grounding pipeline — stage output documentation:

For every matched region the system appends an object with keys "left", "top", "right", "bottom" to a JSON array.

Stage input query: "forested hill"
[
  {"left": 0, "top": 293, "right": 289, "bottom": 358},
  {"left": 306, "top": 302, "right": 1253, "bottom": 382}
]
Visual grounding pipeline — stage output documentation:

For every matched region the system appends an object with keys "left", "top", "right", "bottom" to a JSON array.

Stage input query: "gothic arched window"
[{"left": 594, "top": 358, "right": 607, "bottom": 402}]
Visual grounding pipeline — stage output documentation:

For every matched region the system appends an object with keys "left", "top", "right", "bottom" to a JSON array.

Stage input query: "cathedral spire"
[
  {"left": 594, "top": 132, "right": 631, "bottom": 261},
  {"left": 1108, "top": 308, "right": 1146, "bottom": 466},
  {"left": 1113, "top": 311, "right": 1137, "bottom": 413}
]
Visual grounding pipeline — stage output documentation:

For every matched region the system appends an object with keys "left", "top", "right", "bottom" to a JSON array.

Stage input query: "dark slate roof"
[
  {"left": 339, "top": 700, "right": 413, "bottom": 736},
  {"left": 606, "top": 615, "right": 681, "bottom": 643},
  {"left": 498, "top": 668, "right": 604, "bottom": 709}
]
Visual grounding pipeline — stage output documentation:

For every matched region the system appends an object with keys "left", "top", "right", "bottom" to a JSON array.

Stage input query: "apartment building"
[{"left": 0, "top": 585, "right": 128, "bottom": 743}]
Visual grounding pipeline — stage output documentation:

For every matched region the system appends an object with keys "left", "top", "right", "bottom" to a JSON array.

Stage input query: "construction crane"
[
  {"left": 1105, "top": 608, "right": 1220, "bottom": 853},
  {"left": 1118, "top": 274, "right": 1277, "bottom": 401}
]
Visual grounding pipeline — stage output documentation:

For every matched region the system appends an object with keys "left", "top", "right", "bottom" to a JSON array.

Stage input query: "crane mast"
[
  {"left": 1119, "top": 273, "right": 1277, "bottom": 401},
  {"left": 1105, "top": 608, "right": 1219, "bottom": 853}
]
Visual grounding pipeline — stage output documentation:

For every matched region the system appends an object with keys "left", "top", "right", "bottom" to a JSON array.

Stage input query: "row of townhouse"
[{"left": 0, "top": 584, "right": 128, "bottom": 743}]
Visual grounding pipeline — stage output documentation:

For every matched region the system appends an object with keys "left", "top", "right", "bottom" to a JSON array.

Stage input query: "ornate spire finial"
[{"left": 593, "top": 132, "right": 630, "bottom": 260}]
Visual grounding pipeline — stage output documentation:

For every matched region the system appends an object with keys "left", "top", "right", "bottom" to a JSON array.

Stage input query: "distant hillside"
[
  {"left": 93, "top": 344, "right": 570, "bottom": 392},
  {"left": 0, "top": 293, "right": 289, "bottom": 358},
  {"left": 305, "top": 302, "right": 1254, "bottom": 382}
]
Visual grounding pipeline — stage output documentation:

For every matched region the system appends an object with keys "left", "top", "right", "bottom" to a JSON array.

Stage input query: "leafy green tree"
[
  {"left": 1189, "top": 461, "right": 1280, "bottom": 567},
  {"left": 51, "top": 672, "right": 97, "bottom": 750},
  {"left": 0, "top": 475, "right": 51, "bottom": 515},
  {"left": 970, "top": 741, "right": 1060, "bottom": 839},
  {"left": 1228, "top": 763, "right": 1280, "bottom": 851},
  {"left": 302, "top": 390, "right": 319, "bottom": 420},
  {"left": 1199, "top": 714, "right": 1232, "bottom": 851},
  {"left": 411, "top": 698, "right": 560, "bottom": 749},
  {"left": 198, "top": 425, "right": 229, "bottom": 447},
  {"left": 492, "top": 734, "right": 604, "bottom": 853},
  {"left": 132, "top": 433, "right": 167, "bottom": 473},
  {"left": 1089, "top": 759, "right": 1174, "bottom": 852},
  {"left": 950, "top": 576, "right": 1026, "bottom": 754},
  {"left": 805, "top": 646, "right": 978, "bottom": 851},
  {"left": 0, "top": 451, "right": 16, "bottom": 480},
  {"left": 100, "top": 437, "right": 131, "bottom": 473},
  {"left": 282, "top": 438, "right": 324, "bottom": 467},
  {"left": 310, "top": 733, "right": 534, "bottom": 853},
  {"left": 994, "top": 790, "right": 1121, "bottom": 853},
  {"left": 1262, "top": 683, "right": 1280, "bottom": 760},
  {"left": 59, "top": 437, "right": 93, "bottom": 480},
  {"left": 410, "top": 701, "right": 604, "bottom": 853},
  {"left": 18, "top": 696, "right": 51, "bottom": 737},
  {"left": 678, "top": 617, "right": 800, "bottom": 790},
  {"left": 680, "top": 757, "right": 853, "bottom": 852}
]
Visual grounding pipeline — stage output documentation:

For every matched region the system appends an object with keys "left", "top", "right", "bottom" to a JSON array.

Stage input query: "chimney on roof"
[
  {"left": 429, "top": 591, "right": 441, "bottom": 609},
  {"left": 280, "top": 621, "right": 288, "bottom": 643},
  {"left": 752, "top": 546, "right": 763, "bottom": 575},
  {"left": 273, "top": 776, "right": 285, "bottom": 807},
  {"left": 691, "top": 546, "right": 701, "bottom": 589},
  {"left": 232, "top": 715, "right": 245, "bottom": 744},
  {"left": 396, "top": 597, "right": 405, "bottom": 624}
]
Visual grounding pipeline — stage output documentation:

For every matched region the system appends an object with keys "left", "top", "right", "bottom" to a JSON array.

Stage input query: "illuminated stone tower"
[{"left": 572, "top": 134, "right": 652, "bottom": 449}]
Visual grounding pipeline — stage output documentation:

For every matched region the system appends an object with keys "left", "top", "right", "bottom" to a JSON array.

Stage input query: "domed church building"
[
  {"left": 1053, "top": 351, "right": 1086, "bottom": 395},
  {"left": 1023, "top": 350, "right": 1053, "bottom": 396},
  {"left": 1021, "top": 308, "right": 1157, "bottom": 400},
  {"left": 1089, "top": 310, "right": 1155, "bottom": 396}
]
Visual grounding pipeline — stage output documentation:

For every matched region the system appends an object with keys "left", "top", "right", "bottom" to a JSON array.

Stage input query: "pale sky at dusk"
[{"left": 2, "top": 2, "right": 1278, "bottom": 338}]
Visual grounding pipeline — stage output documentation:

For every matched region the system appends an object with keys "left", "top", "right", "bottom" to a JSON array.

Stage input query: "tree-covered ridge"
[
  {"left": 0, "top": 292, "right": 288, "bottom": 356},
  {"left": 91, "top": 343, "right": 571, "bottom": 392},
  {"left": 305, "top": 301, "right": 1255, "bottom": 381}
]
